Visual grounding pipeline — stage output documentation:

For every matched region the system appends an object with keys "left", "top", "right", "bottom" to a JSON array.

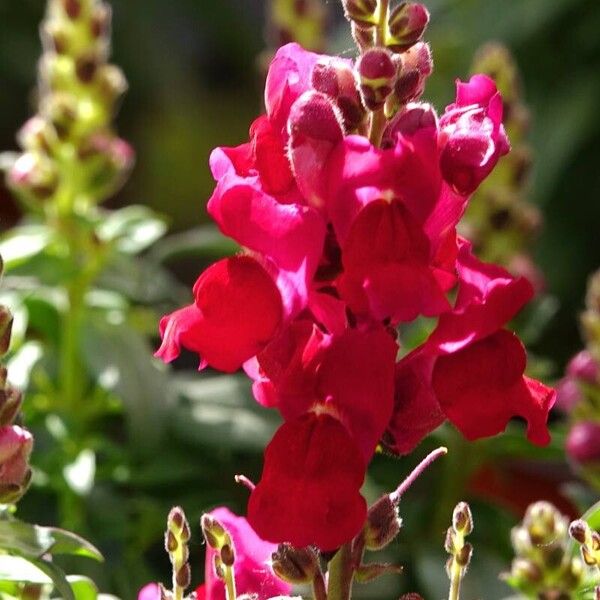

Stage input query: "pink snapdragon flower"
[{"left": 0, "top": 425, "right": 33, "bottom": 491}]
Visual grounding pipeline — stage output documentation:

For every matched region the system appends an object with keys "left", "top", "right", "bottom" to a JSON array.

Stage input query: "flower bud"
[
  {"left": 271, "top": 543, "right": 319, "bottom": 584},
  {"left": 452, "top": 502, "right": 473, "bottom": 536},
  {"left": 7, "top": 152, "right": 59, "bottom": 200},
  {"left": 41, "top": 21, "right": 70, "bottom": 54},
  {"left": 0, "top": 308, "right": 13, "bottom": 357},
  {"left": 0, "top": 425, "right": 33, "bottom": 504},
  {"left": 17, "top": 117, "right": 58, "bottom": 155},
  {"left": 62, "top": 0, "right": 82, "bottom": 20},
  {"left": 41, "top": 93, "right": 78, "bottom": 138},
  {"left": 175, "top": 564, "right": 191, "bottom": 589},
  {"left": 76, "top": 52, "right": 100, "bottom": 84},
  {"left": 363, "top": 494, "right": 402, "bottom": 550},
  {"left": 201, "top": 514, "right": 232, "bottom": 550},
  {"left": 311, "top": 58, "right": 366, "bottom": 130},
  {"left": 0, "top": 387, "right": 23, "bottom": 428},
  {"left": 342, "top": 0, "right": 378, "bottom": 28},
  {"left": 455, "top": 542, "right": 473, "bottom": 568},
  {"left": 356, "top": 48, "right": 397, "bottom": 111},
  {"left": 554, "top": 377, "right": 582, "bottom": 413},
  {"left": 511, "top": 558, "right": 543, "bottom": 584},
  {"left": 566, "top": 422, "right": 600, "bottom": 465},
  {"left": 524, "top": 501, "right": 559, "bottom": 546},
  {"left": 387, "top": 2, "right": 429, "bottom": 53},
  {"left": 90, "top": 4, "right": 112, "bottom": 39},
  {"left": 95, "top": 65, "right": 128, "bottom": 107},
  {"left": 220, "top": 543, "right": 235, "bottom": 567},
  {"left": 567, "top": 350, "right": 599, "bottom": 384},
  {"left": 394, "top": 42, "right": 432, "bottom": 103}
]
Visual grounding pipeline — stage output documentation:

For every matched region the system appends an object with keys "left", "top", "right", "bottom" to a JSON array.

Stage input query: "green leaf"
[
  {"left": 171, "top": 373, "right": 279, "bottom": 451},
  {"left": 96, "top": 206, "right": 167, "bottom": 254},
  {"left": 67, "top": 576, "right": 98, "bottom": 600},
  {"left": 0, "top": 225, "right": 51, "bottom": 269},
  {"left": 581, "top": 499, "right": 600, "bottom": 531},
  {"left": 0, "top": 519, "right": 103, "bottom": 561},
  {"left": 149, "top": 224, "right": 238, "bottom": 264},
  {"left": 30, "top": 559, "right": 75, "bottom": 600}
]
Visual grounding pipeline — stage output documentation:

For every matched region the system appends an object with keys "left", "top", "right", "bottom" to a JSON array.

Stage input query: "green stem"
[
  {"left": 448, "top": 559, "right": 463, "bottom": 600},
  {"left": 327, "top": 543, "right": 355, "bottom": 600},
  {"left": 223, "top": 565, "right": 237, "bottom": 600},
  {"left": 368, "top": 0, "right": 389, "bottom": 147}
]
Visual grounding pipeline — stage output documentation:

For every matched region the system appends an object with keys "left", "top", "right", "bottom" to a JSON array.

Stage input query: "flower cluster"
[{"left": 156, "top": 3, "right": 555, "bottom": 551}]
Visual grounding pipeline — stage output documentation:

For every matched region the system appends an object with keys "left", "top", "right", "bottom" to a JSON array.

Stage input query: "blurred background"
[{"left": 1, "top": 0, "right": 599, "bottom": 597}]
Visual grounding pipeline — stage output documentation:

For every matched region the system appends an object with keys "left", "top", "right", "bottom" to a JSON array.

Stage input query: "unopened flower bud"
[
  {"left": 453, "top": 502, "right": 473, "bottom": 535},
  {"left": 387, "top": 2, "right": 429, "bottom": 53},
  {"left": 41, "top": 21, "right": 69, "bottom": 54},
  {"left": 354, "top": 562, "right": 403, "bottom": 583},
  {"left": 444, "top": 527, "right": 458, "bottom": 554},
  {"left": 342, "top": 0, "right": 378, "bottom": 28},
  {"left": 175, "top": 563, "right": 191, "bottom": 589},
  {"left": 76, "top": 52, "right": 99, "bottom": 84},
  {"left": 510, "top": 526, "right": 532, "bottom": 555},
  {"left": 567, "top": 350, "right": 599, "bottom": 384},
  {"left": 95, "top": 65, "right": 128, "bottom": 106},
  {"left": 0, "top": 308, "right": 13, "bottom": 357},
  {"left": 566, "top": 422, "right": 600, "bottom": 465},
  {"left": 17, "top": 117, "right": 58, "bottom": 154},
  {"left": 455, "top": 542, "right": 473, "bottom": 568},
  {"left": 364, "top": 494, "right": 402, "bottom": 550},
  {"left": 41, "top": 93, "right": 78, "bottom": 138},
  {"left": 582, "top": 544, "right": 597, "bottom": 566},
  {"left": 271, "top": 543, "right": 319, "bottom": 584},
  {"left": 525, "top": 501, "right": 559, "bottom": 545},
  {"left": 511, "top": 558, "right": 543, "bottom": 584},
  {"left": 62, "top": 0, "right": 82, "bottom": 20},
  {"left": 0, "top": 425, "right": 33, "bottom": 504},
  {"left": 220, "top": 543, "right": 235, "bottom": 567},
  {"left": 165, "top": 530, "right": 178, "bottom": 553},
  {"left": 394, "top": 42, "right": 432, "bottom": 104},
  {"left": 168, "top": 506, "right": 188, "bottom": 536},
  {"left": 311, "top": 58, "right": 366, "bottom": 130},
  {"left": 90, "top": 4, "right": 112, "bottom": 39},
  {"left": 7, "top": 152, "right": 59, "bottom": 200},
  {"left": 0, "top": 387, "right": 23, "bottom": 428},
  {"left": 356, "top": 48, "right": 397, "bottom": 111},
  {"left": 201, "top": 514, "right": 231, "bottom": 550}
]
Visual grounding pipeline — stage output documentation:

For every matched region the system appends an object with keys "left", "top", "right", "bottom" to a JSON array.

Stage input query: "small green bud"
[
  {"left": 387, "top": 2, "right": 429, "bottom": 53},
  {"left": 455, "top": 542, "right": 473, "bottom": 568},
  {"left": 452, "top": 502, "right": 473, "bottom": 535},
  {"left": 76, "top": 52, "right": 99, "bottom": 83},
  {"left": 342, "top": 0, "right": 378, "bottom": 28},
  {"left": 271, "top": 543, "right": 319, "bottom": 584},
  {"left": 165, "top": 530, "right": 178, "bottom": 554},
  {"left": 511, "top": 558, "right": 542, "bottom": 584},
  {"left": 201, "top": 514, "right": 231, "bottom": 550},
  {"left": 175, "top": 563, "right": 191, "bottom": 589},
  {"left": 220, "top": 543, "right": 235, "bottom": 567}
]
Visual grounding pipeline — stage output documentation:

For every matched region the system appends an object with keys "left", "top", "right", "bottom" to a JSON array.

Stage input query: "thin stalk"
[
  {"left": 327, "top": 542, "right": 355, "bottom": 600},
  {"left": 390, "top": 446, "right": 448, "bottom": 503},
  {"left": 448, "top": 556, "right": 463, "bottom": 600},
  {"left": 223, "top": 565, "right": 237, "bottom": 600},
  {"left": 368, "top": 0, "right": 389, "bottom": 146}
]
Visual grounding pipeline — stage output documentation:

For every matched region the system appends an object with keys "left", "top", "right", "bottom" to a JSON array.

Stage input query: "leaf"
[
  {"left": 67, "top": 576, "right": 98, "bottom": 600},
  {"left": 0, "top": 555, "right": 53, "bottom": 582},
  {"left": 171, "top": 373, "right": 280, "bottom": 451},
  {"left": 30, "top": 559, "right": 75, "bottom": 600},
  {"left": 0, "top": 519, "right": 103, "bottom": 561},
  {"left": 0, "top": 225, "right": 51, "bottom": 269},
  {"left": 80, "top": 316, "right": 167, "bottom": 453},
  {"left": 149, "top": 224, "right": 238, "bottom": 264},
  {"left": 96, "top": 206, "right": 167, "bottom": 254}
]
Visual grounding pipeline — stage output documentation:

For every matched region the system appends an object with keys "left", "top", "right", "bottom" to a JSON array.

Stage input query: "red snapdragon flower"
[{"left": 386, "top": 242, "right": 555, "bottom": 453}]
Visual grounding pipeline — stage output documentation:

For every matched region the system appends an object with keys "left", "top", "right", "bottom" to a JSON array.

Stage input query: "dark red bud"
[
  {"left": 288, "top": 91, "right": 344, "bottom": 144},
  {"left": 387, "top": 2, "right": 430, "bottom": 52},
  {"left": 342, "top": 0, "right": 378, "bottom": 28},
  {"left": 356, "top": 48, "right": 397, "bottom": 111}
]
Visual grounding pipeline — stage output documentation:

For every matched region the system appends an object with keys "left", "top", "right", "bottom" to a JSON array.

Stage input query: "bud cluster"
[
  {"left": 445, "top": 502, "right": 474, "bottom": 589},
  {"left": 460, "top": 43, "right": 543, "bottom": 288},
  {"left": 4, "top": 0, "right": 133, "bottom": 207},
  {"left": 569, "top": 519, "right": 600, "bottom": 569},
  {"left": 0, "top": 258, "right": 33, "bottom": 505},
  {"left": 158, "top": 507, "right": 193, "bottom": 600},
  {"left": 505, "top": 502, "right": 586, "bottom": 599}
]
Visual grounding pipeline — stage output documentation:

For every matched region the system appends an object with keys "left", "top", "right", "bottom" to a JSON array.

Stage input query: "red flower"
[
  {"left": 248, "top": 413, "right": 367, "bottom": 551},
  {"left": 155, "top": 256, "right": 282, "bottom": 372}
]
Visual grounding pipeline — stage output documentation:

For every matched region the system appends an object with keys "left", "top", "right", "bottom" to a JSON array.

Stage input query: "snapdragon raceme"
[{"left": 156, "top": 0, "right": 555, "bottom": 561}]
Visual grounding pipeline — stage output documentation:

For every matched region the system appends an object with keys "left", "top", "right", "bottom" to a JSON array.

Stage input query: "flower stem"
[
  {"left": 223, "top": 565, "right": 237, "bottom": 600},
  {"left": 327, "top": 542, "right": 355, "bottom": 600},
  {"left": 368, "top": 0, "right": 389, "bottom": 146}
]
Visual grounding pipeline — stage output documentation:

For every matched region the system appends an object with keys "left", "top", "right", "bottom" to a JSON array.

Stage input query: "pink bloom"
[
  {"left": 137, "top": 583, "right": 159, "bottom": 600},
  {"left": 198, "top": 507, "right": 291, "bottom": 600},
  {"left": 248, "top": 413, "right": 367, "bottom": 551},
  {"left": 155, "top": 256, "right": 283, "bottom": 372},
  {"left": 566, "top": 350, "right": 599, "bottom": 384},
  {"left": 439, "top": 74, "right": 510, "bottom": 195},
  {"left": 0, "top": 425, "right": 33, "bottom": 489}
]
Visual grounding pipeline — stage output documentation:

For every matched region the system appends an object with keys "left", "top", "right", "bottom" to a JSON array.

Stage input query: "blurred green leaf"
[
  {"left": 171, "top": 373, "right": 279, "bottom": 451},
  {"left": 81, "top": 316, "right": 167, "bottom": 453},
  {"left": 0, "top": 555, "right": 52, "bottom": 582},
  {"left": 149, "top": 224, "right": 238, "bottom": 264},
  {"left": 96, "top": 206, "right": 167, "bottom": 254},
  {"left": 30, "top": 559, "right": 74, "bottom": 600},
  {"left": 67, "top": 576, "right": 99, "bottom": 600},
  {"left": 0, "top": 225, "right": 51, "bottom": 269}
]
